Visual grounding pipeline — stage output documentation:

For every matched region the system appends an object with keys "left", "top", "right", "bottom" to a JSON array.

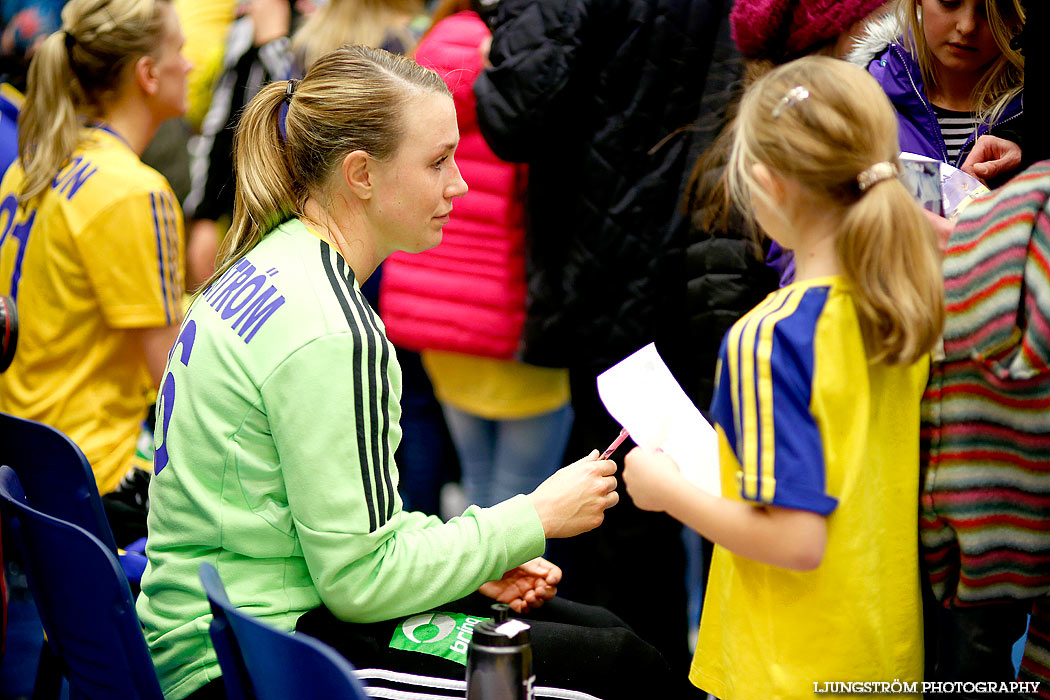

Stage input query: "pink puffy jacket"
[{"left": 378, "top": 12, "right": 528, "bottom": 360}]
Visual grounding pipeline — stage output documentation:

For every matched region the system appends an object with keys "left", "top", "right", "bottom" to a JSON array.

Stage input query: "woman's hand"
[
  {"left": 479, "top": 557, "right": 562, "bottom": 613},
  {"left": 622, "top": 447, "right": 683, "bottom": 512},
  {"left": 528, "top": 450, "right": 618, "bottom": 538},
  {"left": 961, "top": 135, "right": 1022, "bottom": 185}
]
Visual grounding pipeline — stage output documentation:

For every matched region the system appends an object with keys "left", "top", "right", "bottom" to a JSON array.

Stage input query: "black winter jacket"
[
  {"left": 682, "top": 11, "right": 779, "bottom": 410},
  {"left": 474, "top": 0, "right": 728, "bottom": 374}
]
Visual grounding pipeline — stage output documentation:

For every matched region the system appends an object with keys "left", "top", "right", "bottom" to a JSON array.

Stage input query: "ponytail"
[
  {"left": 206, "top": 81, "right": 299, "bottom": 290},
  {"left": 18, "top": 32, "right": 84, "bottom": 204},
  {"left": 17, "top": 0, "right": 168, "bottom": 205},
  {"left": 729, "top": 56, "right": 944, "bottom": 365},
  {"left": 838, "top": 176, "right": 943, "bottom": 365},
  {"left": 199, "top": 45, "right": 449, "bottom": 294}
]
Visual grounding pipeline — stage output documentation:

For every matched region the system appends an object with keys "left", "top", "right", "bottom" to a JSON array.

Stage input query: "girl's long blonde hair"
[
  {"left": 898, "top": 0, "right": 1024, "bottom": 126},
  {"left": 728, "top": 56, "right": 944, "bottom": 365},
  {"left": 18, "top": 0, "right": 169, "bottom": 205},
  {"left": 291, "top": 0, "right": 423, "bottom": 69},
  {"left": 200, "top": 45, "right": 448, "bottom": 292}
]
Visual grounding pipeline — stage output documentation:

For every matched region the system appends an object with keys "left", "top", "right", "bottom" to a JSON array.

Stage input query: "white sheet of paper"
[
  {"left": 597, "top": 343, "right": 721, "bottom": 497},
  {"left": 900, "top": 151, "right": 990, "bottom": 220}
]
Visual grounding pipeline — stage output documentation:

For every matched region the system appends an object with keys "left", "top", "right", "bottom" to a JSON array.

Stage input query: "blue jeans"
[{"left": 441, "top": 403, "right": 574, "bottom": 509}]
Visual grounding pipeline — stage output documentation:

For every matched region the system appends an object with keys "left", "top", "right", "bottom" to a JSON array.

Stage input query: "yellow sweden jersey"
[
  {"left": 690, "top": 276, "right": 925, "bottom": 700},
  {"left": 0, "top": 128, "right": 184, "bottom": 494}
]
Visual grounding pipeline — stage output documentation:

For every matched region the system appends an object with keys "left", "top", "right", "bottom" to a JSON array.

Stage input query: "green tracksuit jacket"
[{"left": 136, "top": 219, "right": 546, "bottom": 699}]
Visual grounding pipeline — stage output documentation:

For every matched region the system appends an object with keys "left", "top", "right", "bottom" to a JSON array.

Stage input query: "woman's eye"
[{"left": 433, "top": 156, "right": 448, "bottom": 169}]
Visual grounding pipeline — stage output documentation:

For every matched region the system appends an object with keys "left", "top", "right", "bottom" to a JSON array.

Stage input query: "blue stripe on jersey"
[
  {"left": 710, "top": 334, "right": 735, "bottom": 449},
  {"left": 151, "top": 192, "right": 172, "bottom": 324},
  {"left": 713, "top": 285, "right": 838, "bottom": 515},
  {"left": 765, "top": 287, "right": 836, "bottom": 514},
  {"left": 740, "top": 290, "right": 796, "bottom": 501},
  {"left": 161, "top": 192, "right": 176, "bottom": 319},
  {"left": 713, "top": 290, "right": 781, "bottom": 483},
  {"left": 157, "top": 192, "right": 172, "bottom": 315},
  {"left": 161, "top": 192, "right": 180, "bottom": 312}
]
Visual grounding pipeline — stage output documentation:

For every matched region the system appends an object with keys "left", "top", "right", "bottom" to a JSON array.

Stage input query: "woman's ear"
[
  {"left": 134, "top": 55, "right": 159, "bottom": 97},
  {"left": 341, "top": 150, "right": 373, "bottom": 200}
]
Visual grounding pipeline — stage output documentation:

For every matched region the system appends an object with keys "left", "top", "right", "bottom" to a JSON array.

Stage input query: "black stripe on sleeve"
[
  {"left": 344, "top": 263, "right": 396, "bottom": 521},
  {"left": 320, "top": 241, "right": 378, "bottom": 533},
  {"left": 337, "top": 256, "right": 389, "bottom": 527}
]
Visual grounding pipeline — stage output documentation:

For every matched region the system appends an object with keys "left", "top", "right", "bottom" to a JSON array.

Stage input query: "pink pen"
[{"left": 598, "top": 428, "right": 630, "bottom": 460}]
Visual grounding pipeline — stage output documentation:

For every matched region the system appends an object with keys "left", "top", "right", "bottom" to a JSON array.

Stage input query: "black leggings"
[
  {"left": 187, "top": 593, "right": 691, "bottom": 699},
  {"left": 297, "top": 592, "right": 687, "bottom": 699}
]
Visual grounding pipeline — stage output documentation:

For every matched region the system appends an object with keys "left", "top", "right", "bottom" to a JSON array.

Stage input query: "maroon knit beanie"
[{"left": 731, "top": 0, "right": 890, "bottom": 61}]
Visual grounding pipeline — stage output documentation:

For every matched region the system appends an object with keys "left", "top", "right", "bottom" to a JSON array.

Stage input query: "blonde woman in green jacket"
[{"left": 138, "top": 45, "right": 675, "bottom": 700}]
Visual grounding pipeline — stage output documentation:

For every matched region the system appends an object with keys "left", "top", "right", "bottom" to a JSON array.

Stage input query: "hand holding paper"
[
  {"left": 960, "top": 135, "right": 1022, "bottom": 184},
  {"left": 899, "top": 152, "right": 990, "bottom": 221},
  {"left": 596, "top": 343, "right": 720, "bottom": 497},
  {"left": 622, "top": 447, "right": 687, "bottom": 512}
]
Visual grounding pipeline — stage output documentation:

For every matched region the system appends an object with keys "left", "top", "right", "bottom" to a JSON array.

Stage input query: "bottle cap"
[
  {"left": 491, "top": 604, "right": 510, "bottom": 624},
  {"left": 472, "top": 607, "right": 531, "bottom": 647}
]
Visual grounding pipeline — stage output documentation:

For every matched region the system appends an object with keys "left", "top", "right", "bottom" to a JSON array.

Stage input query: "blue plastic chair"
[
  {"left": 0, "top": 411, "right": 117, "bottom": 552},
  {"left": 199, "top": 563, "right": 370, "bottom": 700},
  {"left": 0, "top": 411, "right": 148, "bottom": 585},
  {"left": 0, "top": 466, "right": 164, "bottom": 700}
]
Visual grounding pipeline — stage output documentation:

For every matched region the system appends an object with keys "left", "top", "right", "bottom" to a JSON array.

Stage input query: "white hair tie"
[{"left": 857, "top": 162, "right": 899, "bottom": 192}]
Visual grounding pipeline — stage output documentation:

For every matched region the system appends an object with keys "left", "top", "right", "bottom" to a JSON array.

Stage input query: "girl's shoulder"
[
  {"left": 43, "top": 128, "right": 175, "bottom": 221},
  {"left": 725, "top": 277, "right": 846, "bottom": 359}
]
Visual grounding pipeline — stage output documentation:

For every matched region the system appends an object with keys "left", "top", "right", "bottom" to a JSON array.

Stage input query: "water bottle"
[{"left": 466, "top": 604, "right": 535, "bottom": 700}]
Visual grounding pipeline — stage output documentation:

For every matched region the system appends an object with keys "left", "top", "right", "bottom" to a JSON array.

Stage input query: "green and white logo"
[{"left": 389, "top": 612, "right": 488, "bottom": 666}]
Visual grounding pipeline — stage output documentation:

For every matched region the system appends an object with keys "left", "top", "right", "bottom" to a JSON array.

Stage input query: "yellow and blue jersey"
[
  {"left": 0, "top": 127, "right": 184, "bottom": 494},
  {"left": 711, "top": 278, "right": 840, "bottom": 515},
  {"left": 691, "top": 275, "right": 926, "bottom": 700}
]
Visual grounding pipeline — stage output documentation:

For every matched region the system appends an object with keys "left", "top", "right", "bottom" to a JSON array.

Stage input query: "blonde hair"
[
  {"left": 201, "top": 45, "right": 448, "bottom": 292},
  {"left": 728, "top": 56, "right": 943, "bottom": 365},
  {"left": 18, "top": 0, "right": 170, "bottom": 205},
  {"left": 898, "top": 0, "right": 1024, "bottom": 127},
  {"left": 291, "top": 0, "right": 423, "bottom": 69}
]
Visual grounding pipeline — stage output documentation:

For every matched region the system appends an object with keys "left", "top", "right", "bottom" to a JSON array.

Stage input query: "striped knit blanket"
[{"left": 921, "top": 161, "right": 1050, "bottom": 606}]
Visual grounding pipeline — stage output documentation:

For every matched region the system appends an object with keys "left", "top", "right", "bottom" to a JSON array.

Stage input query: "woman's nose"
[{"left": 446, "top": 161, "right": 468, "bottom": 199}]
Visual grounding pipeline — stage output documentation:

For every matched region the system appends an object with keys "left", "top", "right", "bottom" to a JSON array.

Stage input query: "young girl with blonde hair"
[
  {"left": 852, "top": 0, "right": 1024, "bottom": 182},
  {"left": 623, "top": 55, "right": 943, "bottom": 699}
]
